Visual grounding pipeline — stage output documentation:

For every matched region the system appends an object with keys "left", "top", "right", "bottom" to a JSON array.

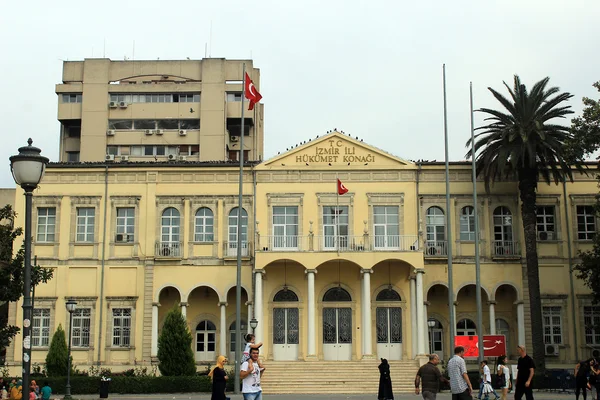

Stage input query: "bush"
[
  {"left": 157, "top": 306, "right": 196, "bottom": 376},
  {"left": 36, "top": 375, "right": 212, "bottom": 395},
  {"left": 45, "top": 324, "right": 70, "bottom": 377}
]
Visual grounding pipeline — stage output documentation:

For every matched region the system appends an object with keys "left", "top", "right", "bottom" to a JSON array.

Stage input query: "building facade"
[{"left": 4, "top": 131, "right": 599, "bottom": 373}]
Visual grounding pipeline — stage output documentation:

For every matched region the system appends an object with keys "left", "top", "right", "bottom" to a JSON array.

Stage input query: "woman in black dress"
[
  {"left": 209, "top": 355, "right": 228, "bottom": 400},
  {"left": 378, "top": 358, "right": 394, "bottom": 400}
]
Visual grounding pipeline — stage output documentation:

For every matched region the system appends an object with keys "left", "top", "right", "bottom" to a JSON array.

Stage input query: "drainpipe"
[
  {"left": 563, "top": 178, "right": 578, "bottom": 361},
  {"left": 96, "top": 165, "right": 109, "bottom": 365},
  {"left": 416, "top": 162, "right": 422, "bottom": 248},
  {"left": 252, "top": 166, "right": 257, "bottom": 316}
]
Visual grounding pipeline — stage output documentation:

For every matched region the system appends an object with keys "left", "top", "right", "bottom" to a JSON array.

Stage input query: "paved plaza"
[{"left": 49, "top": 391, "right": 585, "bottom": 400}]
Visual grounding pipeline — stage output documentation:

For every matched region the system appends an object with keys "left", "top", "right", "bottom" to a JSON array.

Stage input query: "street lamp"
[
  {"left": 427, "top": 318, "right": 436, "bottom": 355},
  {"left": 65, "top": 299, "right": 77, "bottom": 400},
  {"left": 10, "top": 139, "right": 49, "bottom": 400},
  {"left": 249, "top": 318, "right": 258, "bottom": 335}
]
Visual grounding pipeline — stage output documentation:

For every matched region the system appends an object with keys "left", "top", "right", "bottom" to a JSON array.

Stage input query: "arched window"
[
  {"left": 456, "top": 318, "right": 477, "bottom": 336},
  {"left": 274, "top": 289, "right": 299, "bottom": 302},
  {"left": 493, "top": 206, "right": 514, "bottom": 255},
  {"left": 376, "top": 288, "right": 401, "bottom": 301},
  {"left": 323, "top": 287, "right": 352, "bottom": 302},
  {"left": 229, "top": 319, "right": 247, "bottom": 354},
  {"left": 426, "top": 206, "right": 445, "bottom": 243},
  {"left": 197, "top": 320, "right": 216, "bottom": 331},
  {"left": 194, "top": 207, "right": 214, "bottom": 242},
  {"left": 460, "top": 206, "right": 476, "bottom": 241},
  {"left": 429, "top": 319, "right": 444, "bottom": 356},
  {"left": 228, "top": 207, "right": 248, "bottom": 256},
  {"left": 161, "top": 208, "right": 180, "bottom": 243}
]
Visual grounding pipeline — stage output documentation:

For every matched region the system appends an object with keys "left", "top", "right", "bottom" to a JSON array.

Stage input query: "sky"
[{"left": 1, "top": 0, "right": 599, "bottom": 188}]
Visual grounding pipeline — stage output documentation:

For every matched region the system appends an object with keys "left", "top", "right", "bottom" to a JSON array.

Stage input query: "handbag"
[{"left": 495, "top": 372, "right": 506, "bottom": 388}]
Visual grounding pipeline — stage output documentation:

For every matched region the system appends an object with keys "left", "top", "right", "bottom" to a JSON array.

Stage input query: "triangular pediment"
[{"left": 258, "top": 131, "right": 414, "bottom": 170}]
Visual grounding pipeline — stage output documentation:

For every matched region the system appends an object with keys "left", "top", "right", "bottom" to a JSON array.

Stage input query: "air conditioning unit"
[
  {"left": 178, "top": 155, "right": 187, "bottom": 161},
  {"left": 115, "top": 234, "right": 132, "bottom": 243},
  {"left": 178, "top": 130, "right": 187, "bottom": 136},
  {"left": 106, "top": 130, "right": 116, "bottom": 136},
  {"left": 145, "top": 129, "right": 153, "bottom": 135},
  {"left": 230, "top": 135, "right": 239, "bottom": 142},
  {"left": 545, "top": 344, "right": 559, "bottom": 356},
  {"left": 118, "top": 101, "right": 128, "bottom": 108},
  {"left": 538, "top": 231, "right": 554, "bottom": 240},
  {"left": 120, "top": 155, "right": 129, "bottom": 162},
  {"left": 155, "top": 129, "right": 164, "bottom": 135},
  {"left": 105, "top": 154, "right": 115, "bottom": 161},
  {"left": 109, "top": 101, "right": 118, "bottom": 108},
  {"left": 426, "top": 245, "right": 443, "bottom": 256},
  {"left": 167, "top": 154, "right": 176, "bottom": 161}
]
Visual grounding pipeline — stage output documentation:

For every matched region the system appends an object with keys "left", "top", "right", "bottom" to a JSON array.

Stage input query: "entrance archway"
[{"left": 322, "top": 287, "right": 352, "bottom": 361}]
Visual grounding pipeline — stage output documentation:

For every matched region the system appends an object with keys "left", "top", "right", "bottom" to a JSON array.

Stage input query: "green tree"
[
  {"left": 0, "top": 205, "right": 53, "bottom": 356},
  {"left": 566, "top": 81, "right": 600, "bottom": 161},
  {"left": 157, "top": 306, "right": 196, "bottom": 376},
  {"left": 45, "top": 324, "right": 69, "bottom": 376},
  {"left": 466, "top": 75, "right": 584, "bottom": 372}
]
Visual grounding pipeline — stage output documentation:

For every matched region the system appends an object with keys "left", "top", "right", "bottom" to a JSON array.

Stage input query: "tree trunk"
[{"left": 518, "top": 167, "right": 545, "bottom": 374}]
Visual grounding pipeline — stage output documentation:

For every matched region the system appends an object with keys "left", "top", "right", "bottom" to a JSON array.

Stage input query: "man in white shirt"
[
  {"left": 240, "top": 347, "right": 265, "bottom": 400},
  {"left": 478, "top": 360, "right": 500, "bottom": 400}
]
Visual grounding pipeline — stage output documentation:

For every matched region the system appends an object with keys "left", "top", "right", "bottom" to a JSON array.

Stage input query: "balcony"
[
  {"left": 155, "top": 241, "right": 182, "bottom": 258},
  {"left": 424, "top": 240, "right": 448, "bottom": 257},
  {"left": 256, "top": 235, "right": 419, "bottom": 253},
  {"left": 224, "top": 241, "right": 250, "bottom": 257},
  {"left": 492, "top": 240, "right": 521, "bottom": 258}
]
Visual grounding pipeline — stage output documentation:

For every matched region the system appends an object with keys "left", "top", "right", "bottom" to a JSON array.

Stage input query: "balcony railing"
[
  {"left": 225, "top": 241, "right": 250, "bottom": 257},
  {"left": 492, "top": 240, "right": 520, "bottom": 257},
  {"left": 424, "top": 240, "right": 448, "bottom": 257},
  {"left": 155, "top": 241, "right": 182, "bottom": 257},
  {"left": 256, "top": 235, "right": 419, "bottom": 252}
]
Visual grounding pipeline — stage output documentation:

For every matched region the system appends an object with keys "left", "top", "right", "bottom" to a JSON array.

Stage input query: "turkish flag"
[
  {"left": 454, "top": 335, "right": 507, "bottom": 358},
  {"left": 337, "top": 179, "right": 349, "bottom": 195},
  {"left": 245, "top": 72, "right": 262, "bottom": 111}
]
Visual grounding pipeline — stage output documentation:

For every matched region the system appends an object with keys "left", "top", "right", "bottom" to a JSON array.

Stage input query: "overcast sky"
[{"left": 1, "top": 0, "right": 598, "bottom": 188}]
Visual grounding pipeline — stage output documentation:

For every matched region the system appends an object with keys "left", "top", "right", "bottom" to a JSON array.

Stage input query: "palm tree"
[{"left": 466, "top": 75, "right": 584, "bottom": 372}]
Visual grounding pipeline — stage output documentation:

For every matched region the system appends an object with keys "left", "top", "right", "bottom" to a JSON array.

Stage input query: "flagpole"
[
  {"left": 336, "top": 175, "right": 340, "bottom": 256},
  {"left": 471, "top": 82, "right": 484, "bottom": 364},
  {"left": 234, "top": 63, "right": 245, "bottom": 395},
  {"left": 443, "top": 64, "right": 456, "bottom": 345}
]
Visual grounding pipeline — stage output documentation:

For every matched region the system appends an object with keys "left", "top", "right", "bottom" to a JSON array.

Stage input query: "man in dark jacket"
[{"left": 415, "top": 354, "right": 449, "bottom": 400}]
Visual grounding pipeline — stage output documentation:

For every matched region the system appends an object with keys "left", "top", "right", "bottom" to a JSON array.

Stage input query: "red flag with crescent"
[
  {"left": 245, "top": 72, "right": 262, "bottom": 111},
  {"left": 454, "top": 335, "right": 507, "bottom": 357},
  {"left": 337, "top": 179, "right": 349, "bottom": 195}
]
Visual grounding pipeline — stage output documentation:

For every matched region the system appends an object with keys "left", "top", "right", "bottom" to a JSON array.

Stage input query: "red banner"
[{"left": 454, "top": 335, "right": 507, "bottom": 358}]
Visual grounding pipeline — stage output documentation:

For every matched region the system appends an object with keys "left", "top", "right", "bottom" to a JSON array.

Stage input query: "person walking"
[
  {"left": 515, "top": 345, "right": 535, "bottom": 400},
  {"left": 209, "top": 355, "right": 228, "bottom": 400},
  {"left": 39, "top": 383, "right": 51, "bottom": 400},
  {"left": 448, "top": 346, "right": 474, "bottom": 400},
  {"left": 415, "top": 354, "right": 449, "bottom": 400},
  {"left": 590, "top": 359, "right": 599, "bottom": 400},
  {"left": 378, "top": 358, "right": 394, "bottom": 400},
  {"left": 477, "top": 360, "right": 499, "bottom": 400},
  {"left": 575, "top": 359, "right": 591, "bottom": 400},
  {"left": 240, "top": 347, "right": 264, "bottom": 400},
  {"left": 496, "top": 355, "right": 511, "bottom": 400}
]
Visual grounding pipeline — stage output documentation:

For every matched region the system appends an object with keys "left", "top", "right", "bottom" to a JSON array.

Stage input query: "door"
[
  {"left": 323, "top": 206, "right": 348, "bottom": 250},
  {"left": 272, "top": 308, "right": 299, "bottom": 360},
  {"left": 195, "top": 320, "right": 216, "bottom": 362},
  {"left": 376, "top": 307, "right": 403, "bottom": 360},
  {"left": 228, "top": 207, "right": 248, "bottom": 256},
  {"left": 428, "top": 319, "right": 444, "bottom": 360},
  {"left": 323, "top": 307, "right": 352, "bottom": 360}
]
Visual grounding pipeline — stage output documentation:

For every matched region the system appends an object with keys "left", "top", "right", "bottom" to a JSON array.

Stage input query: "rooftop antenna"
[
  {"left": 205, "top": 43, "right": 208, "bottom": 58},
  {"left": 209, "top": 20, "right": 213, "bottom": 57}
]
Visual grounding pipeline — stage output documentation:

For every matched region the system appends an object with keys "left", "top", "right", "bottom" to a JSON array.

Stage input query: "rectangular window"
[
  {"left": 373, "top": 206, "right": 400, "bottom": 249},
  {"left": 36, "top": 207, "right": 56, "bottom": 242},
  {"left": 130, "top": 146, "right": 143, "bottom": 156},
  {"left": 322, "top": 206, "right": 349, "bottom": 250},
  {"left": 272, "top": 206, "right": 299, "bottom": 249},
  {"left": 112, "top": 308, "right": 132, "bottom": 347},
  {"left": 584, "top": 306, "right": 600, "bottom": 345},
  {"left": 227, "top": 93, "right": 242, "bottom": 102},
  {"left": 577, "top": 205, "right": 596, "bottom": 240},
  {"left": 32, "top": 308, "right": 51, "bottom": 347},
  {"left": 62, "top": 94, "right": 82, "bottom": 103},
  {"left": 133, "top": 120, "right": 156, "bottom": 130},
  {"left": 76, "top": 207, "right": 95, "bottom": 242},
  {"left": 176, "top": 94, "right": 200, "bottom": 102},
  {"left": 71, "top": 308, "right": 91, "bottom": 348},
  {"left": 116, "top": 208, "right": 135, "bottom": 242},
  {"left": 542, "top": 306, "right": 562, "bottom": 344},
  {"left": 180, "top": 119, "right": 200, "bottom": 130},
  {"left": 67, "top": 152, "right": 80, "bottom": 162},
  {"left": 108, "top": 120, "right": 133, "bottom": 130},
  {"left": 157, "top": 119, "right": 179, "bottom": 130},
  {"left": 459, "top": 206, "right": 476, "bottom": 241},
  {"left": 536, "top": 206, "right": 555, "bottom": 239},
  {"left": 106, "top": 146, "right": 119, "bottom": 156},
  {"left": 194, "top": 208, "right": 214, "bottom": 242}
]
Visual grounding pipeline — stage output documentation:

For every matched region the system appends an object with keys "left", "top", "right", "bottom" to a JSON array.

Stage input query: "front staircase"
[{"left": 260, "top": 360, "right": 420, "bottom": 394}]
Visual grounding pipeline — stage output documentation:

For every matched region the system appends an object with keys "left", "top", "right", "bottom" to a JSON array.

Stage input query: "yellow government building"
[{"left": 3, "top": 59, "right": 600, "bottom": 389}]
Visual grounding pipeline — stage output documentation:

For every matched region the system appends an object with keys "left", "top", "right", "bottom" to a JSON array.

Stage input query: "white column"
[
  {"left": 306, "top": 269, "right": 317, "bottom": 357},
  {"left": 489, "top": 301, "right": 497, "bottom": 335},
  {"left": 416, "top": 269, "right": 425, "bottom": 354},
  {"left": 151, "top": 303, "right": 159, "bottom": 357},
  {"left": 410, "top": 277, "right": 417, "bottom": 358},
  {"left": 424, "top": 302, "right": 430, "bottom": 354},
  {"left": 254, "top": 271, "right": 265, "bottom": 343},
  {"left": 180, "top": 302, "right": 187, "bottom": 319},
  {"left": 517, "top": 301, "right": 526, "bottom": 346},
  {"left": 361, "top": 269, "right": 373, "bottom": 357},
  {"left": 219, "top": 302, "right": 227, "bottom": 356},
  {"left": 246, "top": 301, "right": 253, "bottom": 334}
]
